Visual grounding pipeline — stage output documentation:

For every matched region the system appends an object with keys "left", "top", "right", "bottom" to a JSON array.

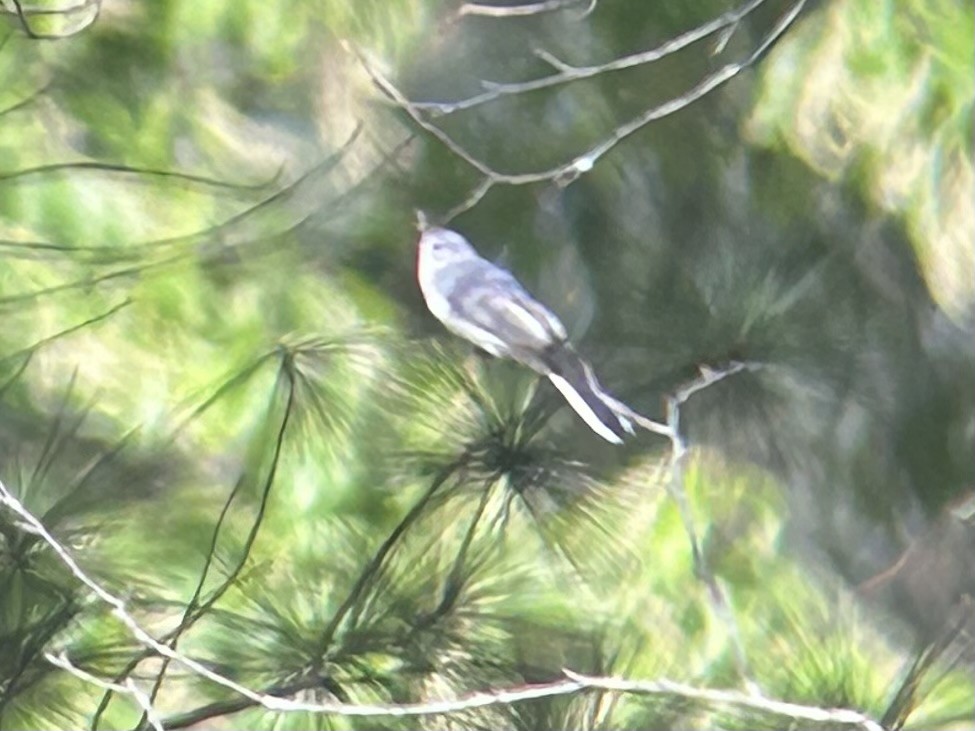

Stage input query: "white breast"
[{"left": 417, "top": 248, "right": 452, "bottom": 323}]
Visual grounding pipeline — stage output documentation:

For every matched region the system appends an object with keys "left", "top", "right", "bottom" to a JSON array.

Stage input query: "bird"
[{"left": 416, "top": 225, "right": 635, "bottom": 444}]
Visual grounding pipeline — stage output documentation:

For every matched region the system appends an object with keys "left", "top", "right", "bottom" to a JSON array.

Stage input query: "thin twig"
[
  {"left": 0, "top": 161, "right": 282, "bottom": 192},
  {"left": 562, "top": 670, "right": 886, "bottom": 731},
  {"left": 0, "top": 477, "right": 885, "bottom": 729},
  {"left": 135, "top": 363, "right": 297, "bottom": 727},
  {"left": 90, "top": 357, "right": 297, "bottom": 729},
  {"left": 44, "top": 653, "right": 164, "bottom": 731},
  {"left": 457, "top": 0, "right": 587, "bottom": 19},
  {"left": 423, "top": 0, "right": 771, "bottom": 115},
  {"left": 0, "top": 122, "right": 363, "bottom": 269},
  {"left": 0, "top": 82, "right": 51, "bottom": 117},
  {"left": 0, "top": 477, "right": 300, "bottom": 714},
  {"left": 7, "top": 0, "right": 101, "bottom": 39},
  {"left": 349, "top": 0, "right": 806, "bottom": 219},
  {"left": 316, "top": 456, "right": 468, "bottom": 658},
  {"left": 661, "top": 362, "right": 757, "bottom": 683},
  {"left": 147, "top": 666, "right": 887, "bottom": 727},
  {"left": 0, "top": 299, "right": 132, "bottom": 366}
]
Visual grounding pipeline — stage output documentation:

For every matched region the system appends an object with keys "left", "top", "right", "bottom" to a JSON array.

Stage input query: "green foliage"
[{"left": 748, "top": 0, "right": 975, "bottom": 320}]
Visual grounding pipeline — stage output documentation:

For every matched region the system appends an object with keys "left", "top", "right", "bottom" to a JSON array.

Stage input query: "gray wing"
[{"left": 444, "top": 259, "right": 568, "bottom": 362}]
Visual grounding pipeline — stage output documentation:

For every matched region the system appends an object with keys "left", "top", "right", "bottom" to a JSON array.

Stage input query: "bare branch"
[
  {"left": 561, "top": 670, "right": 887, "bottom": 731},
  {"left": 43, "top": 653, "right": 164, "bottom": 731},
  {"left": 0, "top": 299, "right": 131, "bottom": 366},
  {"left": 675, "top": 361, "right": 758, "bottom": 406},
  {"left": 134, "top": 364, "right": 297, "bottom": 727},
  {"left": 0, "top": 161, "right": 283, "bottom": 192},
  {"left": 315, "top": 456, "right": 468, "bottom": 658},
  {"left": 0, "top": 81, "right": 51, "bottom": 117},
  {"left": 443, "top": 177, "right": 495, "bottom": 222},
  {"left": 609, "top": 362, "right": 761, "bottom": 682},
  {"left": 149, "top": 667, "right": 886, "bottom": 729},
  {"left": 457, "top": 0, "right": 589, "bottom": 19},
  {"left": 533, "top": 47, "right": 578, "bottom": 73},
  {"left": 349, "top": 0, "right": 807, "bottom": 219},
  {"left": 0, "top": 477, "right": 296, "bottom": 714},
  {"left": 1, "top": 474, "right": 884, "bottom": 729},
  {"left": 91, "top": 354, "right": 308, "bottom": 729},
  {"left": 660, "top": 361, "right": 759, "bottom": 682},
  {"left": 420, "top": 0, "right": 771, "bottom": 116},
  {"left": 5, "top": 0, "right": 101, "bottom": 39}
]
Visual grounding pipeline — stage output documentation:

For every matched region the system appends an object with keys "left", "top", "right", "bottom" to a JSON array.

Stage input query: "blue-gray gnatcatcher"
[{"left": 417, "top": 226, "right": 634, "bottom": 444}]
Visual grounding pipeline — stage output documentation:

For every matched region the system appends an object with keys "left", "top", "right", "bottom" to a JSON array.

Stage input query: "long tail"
[{"left": 544, "top": 346, "right": 634, "bottom": 444}]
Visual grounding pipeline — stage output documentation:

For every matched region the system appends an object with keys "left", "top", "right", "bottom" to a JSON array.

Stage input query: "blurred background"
[{"left": 0, "top": 0, "right": 972, "bottom": 729}]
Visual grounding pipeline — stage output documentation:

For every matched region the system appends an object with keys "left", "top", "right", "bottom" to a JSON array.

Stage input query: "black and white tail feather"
[
  {"left": 416, "top": 223, "right": 636, "bottom": 445},
  {"left": 543, "top": 345, "right": 633, "bottom": 444}
]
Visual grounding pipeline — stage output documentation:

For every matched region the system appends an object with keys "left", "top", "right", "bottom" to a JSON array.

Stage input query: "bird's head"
[{"left": 417, "top": 227, "right": 478, "bottom": 271}]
